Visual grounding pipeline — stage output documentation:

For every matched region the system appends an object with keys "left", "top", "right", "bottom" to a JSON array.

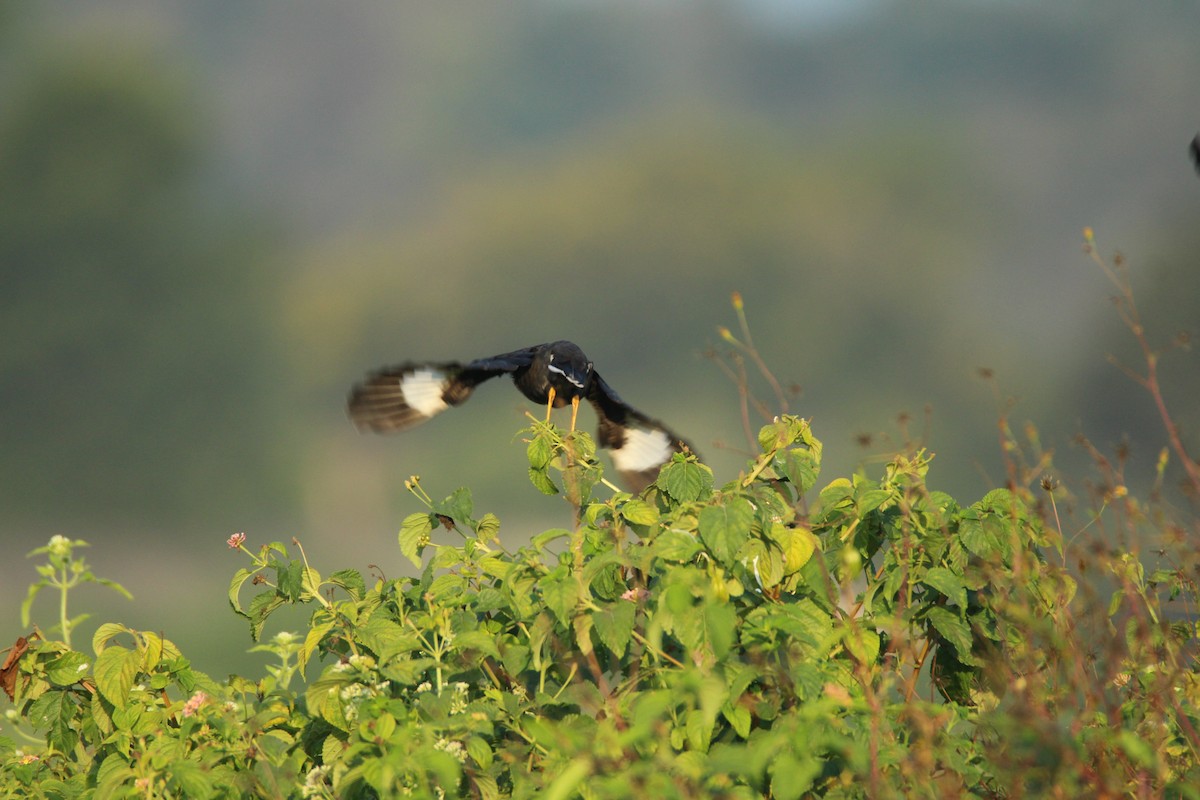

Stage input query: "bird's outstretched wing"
[
  {"left": 348, "top": 347, "right": 538, "bottom": 433},
  {"left": 587, "top": 372, "right": 695, "bottom": 493}
]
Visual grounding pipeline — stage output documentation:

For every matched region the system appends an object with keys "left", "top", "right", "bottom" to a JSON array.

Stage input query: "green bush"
[{"left": 3, "top": 280, "right": 1199, "bottom": 798}]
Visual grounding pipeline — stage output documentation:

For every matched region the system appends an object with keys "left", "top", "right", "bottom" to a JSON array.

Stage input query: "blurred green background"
[{"left": 3, "top": 1, "right": 1198, "bottom": 677}]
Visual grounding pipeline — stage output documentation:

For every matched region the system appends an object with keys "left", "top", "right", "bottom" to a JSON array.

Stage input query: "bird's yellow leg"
[
  {"left": 570, "top": 396, "right": 580, "bottom": 432},
  {"left": 545, "top": 387, "right": 556, "bottom": 423}
]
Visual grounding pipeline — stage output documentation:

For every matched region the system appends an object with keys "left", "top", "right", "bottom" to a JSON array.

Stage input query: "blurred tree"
[{"left": 0, "top": 43, "right": 292, "bottom": 530}]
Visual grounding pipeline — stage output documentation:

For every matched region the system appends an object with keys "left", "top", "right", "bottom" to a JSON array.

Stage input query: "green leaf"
[
  {"left": 855, "top": 487, "right": 892, "bottom": 514},
  {"left": 476, "top": 512, "right": 501, "bottom": 543},
  {"left": 926, "top": 606, "right": 980, "bottom": 666},
  {"left": 653, "top": 530, "right": 702, "bottom": 562},
  {"left": 781, "top": 447, "right": 820, "bottom": 494},
  {"left": 592, "top": 600, "right": 636, "bottom": 658},
  {"left": 684, "top": 707, "right": 712, "bottom": 752},
  {"left": 705, "top": 601, "right": 737, "bottom": 659},
  {"left": 452, "top": 630, "right": 502, "bottom": 660},
  {"left": 92, "top": 622, "right": 130, "bottom": 654},
  {"left": 28, "top": 690, "right": 79, "bottom": 755},
  {"left": 300, "top": 620, "right": 336, "bottom": 672},
  {"left": 538, "top": 569, "right": 580, "bottom": 627},
  {"left": 528, "top": 467, "right": 560, "bottom": 495},
  {"left": 698, "top": 498, "right": 754, "bottom": 567},
  {"left": 527, "top": 430, "right": 556, "bottom": 469},
  {"left": 248, "top": 592, "right": 286, "bottom": 641},
  {"left": 841, "top": 627, "right": 880, "bottom": 665},
  {"left": 723, "top": 704, "right": 751, "bottom": 739},
  {"left": 780, "top": 525, "right": 817, "bottom": 574},
  {"left": 543, "top": 758, "right": 591, "bottom": 800},
  {"left": 329, "top": 569, "right": 366, "bottom": 599},
  {"left": 532, "top": 528, "right": 572, "bottom": 549},
  {"left": 433, "top": 487, "right": 474, "bottom": 528},
  {"left": 770, "top": 753, "right": 820, "bottom": 800},
  {"left": 94, "top": 645, "right": 140, "bottom": 706},
  {"left": 466, "top": 735, "right": 494, "bottom": 770},
  {"left": 227, "top": 568, "right": 258, "bottom": 617},
  {"left": 620, "top": 498, "right": 660, "bottom": 526},
  {"left": 922, "top": 566, "right": 968, "bottom": 609},
  {"left": 167, "top": 760, "right": 214, "bottom": 798},
  {"left": 20, "top": 580, "right": 45, "bottom": 628},
  {"left": 358, "top": 615, "right": 417, "bottom": 662},
  {"left": 658, "top": 457, "right": 714, "bottom": 502},
  {"left": 573, "top": 614, "right": 594, "bottom": 656},
  {"left": 399, "top": 512, "right": 434, "bottom": 568}
]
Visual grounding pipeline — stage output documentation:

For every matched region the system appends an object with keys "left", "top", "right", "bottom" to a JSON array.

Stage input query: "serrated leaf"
[
  {"left": 329, "top": 569, "right": 366, "bottom": 599},
  {"left": 723, "top": 704, "right": 751, "bottom": 739},
  {"left": 781, "top": 447, "right": 820, "bottom": 494},
  {"left": 538, "top": 570, "right": 580, "bottom": 627},
  {"left": 167, "top": 760, "right": 213, "bottom": 798},
  {"left": 92, "top": 622, "right": 130, "bottom": 654},
  {"left": 855, "top": 487, "right": 892, "bottom": 514},
  {"left": 466, "top": 735, "right": 494, "bottom": 770},
  {"left": 620, "top": 498, "right": 660, "bottom": 526},
  {"left": 842, "top": 627, "right": 880, "bottom": 664},
  {"left": 93, "top": 646, "right": 140, "bottom": 706},
  {"left": 301, "top": 621, "right": 335, "bottom": 672},
  {"left": 927, "top": 606, "right": 980, "bottom": 666},
  {"left": 923, "top": 566, "right": 968, "bottom": 609},
  {"left": 781, "top": 525, "right": 817, "bottom": 574},
  {"left": 528, "top": 467, "right": 560, "bottom": 495},
  {"left": 654, "top": 530, "right": 702, "bottom": 562},
  {"left": 399, "top": 512, "right": 434, "bottom": 568},
  {"left": 358, "top": 615, "right": 416, "bottom": 661},
  {"left": 527, "top": 431, "right": 557, "bottom": 469},
  {"left": 592, "top": 600, "right": 636, "bottom": 658},
  {"left": 248, "top": 592, "right": 286, "bottom": 641},
  {"left": 28, "top": 690, "right": 79, "bottom": 754},
  {"left": 573, "top": 614, "right": 594, "bottom": 655},
  {"left": 698, "top": 498, "right": 754, "bottom": 567},
  {"left": 227, "top": 568, "right": 258, "bottom": 618},
  {"left": 475, "top": 512, "right": 501, "bottom": 543},
  {"left": 433, "top": 487, "right": 474, "bottom": 528},
  {"left": 306, "top": 674, "right": 354, "bottom": 732},
  {"left": 276, "top": 559, "right": 305, "bottom": 601},
  {"left": 658, "top": 458, "right": 714, "bottom": 502},
  {"left": 452, "top": 630, "right": 501, "bottom": 660},
  {"left": 428, "top": 573, "right": 466, "bottom": 601},
  {"left": 532, "top": 528, "right": 572, "bottom": 549}
]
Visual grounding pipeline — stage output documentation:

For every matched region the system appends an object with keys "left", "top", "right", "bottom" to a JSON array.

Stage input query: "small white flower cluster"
[
  {"left": 449, "top": 681, "right": 470, "bottom": 715},
  {"left": 434, "top": 737, "right": 467, "bottom": 764},
  {"left": 338, "top": 682, "right": 371, "bottom": 723},
  {"left": 47, "top": 534, "right": 72, "bottom": 558}
]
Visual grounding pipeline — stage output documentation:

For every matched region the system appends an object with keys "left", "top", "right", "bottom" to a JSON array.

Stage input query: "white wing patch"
[
  {"left": 400, "top": 368, "right": 450, "bottom": 418},
  {"left": 546, "top": 363, "right": 586, "bottom": 389},
  {"left": 610, "top": 426, "right": 673, "bottom": 474}
]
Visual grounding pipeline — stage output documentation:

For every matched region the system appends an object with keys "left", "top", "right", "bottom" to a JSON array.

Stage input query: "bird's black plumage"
[
  {"left": 348, "top": 341, "right": 694, "bottom": 492},
  {"left": 1191, "top": 133, "right": 1200, "bottom": 176}
]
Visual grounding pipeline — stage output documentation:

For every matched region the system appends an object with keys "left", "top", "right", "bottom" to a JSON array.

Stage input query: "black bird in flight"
[
  {"left": 1191, "top": 133, "right": 1200, "bottom": 175},
  {"left": 348, "top": 341, "right": 694, "bottom": 492}
]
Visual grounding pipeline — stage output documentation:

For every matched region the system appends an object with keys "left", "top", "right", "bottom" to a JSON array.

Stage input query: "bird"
[
  {"left": 1191, "top": 133, "right": 1200, "bottom": 175},
  {"left": 348, "top": 340, "right": 695, "bottom": 492}
]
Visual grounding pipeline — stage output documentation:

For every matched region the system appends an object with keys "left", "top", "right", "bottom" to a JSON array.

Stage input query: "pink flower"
[
  {"left": 227, "top": 532, "right": 247, "bottom": 549},
  {"left": 181, "top": 691, "right": 208, "bottom": 718}
]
